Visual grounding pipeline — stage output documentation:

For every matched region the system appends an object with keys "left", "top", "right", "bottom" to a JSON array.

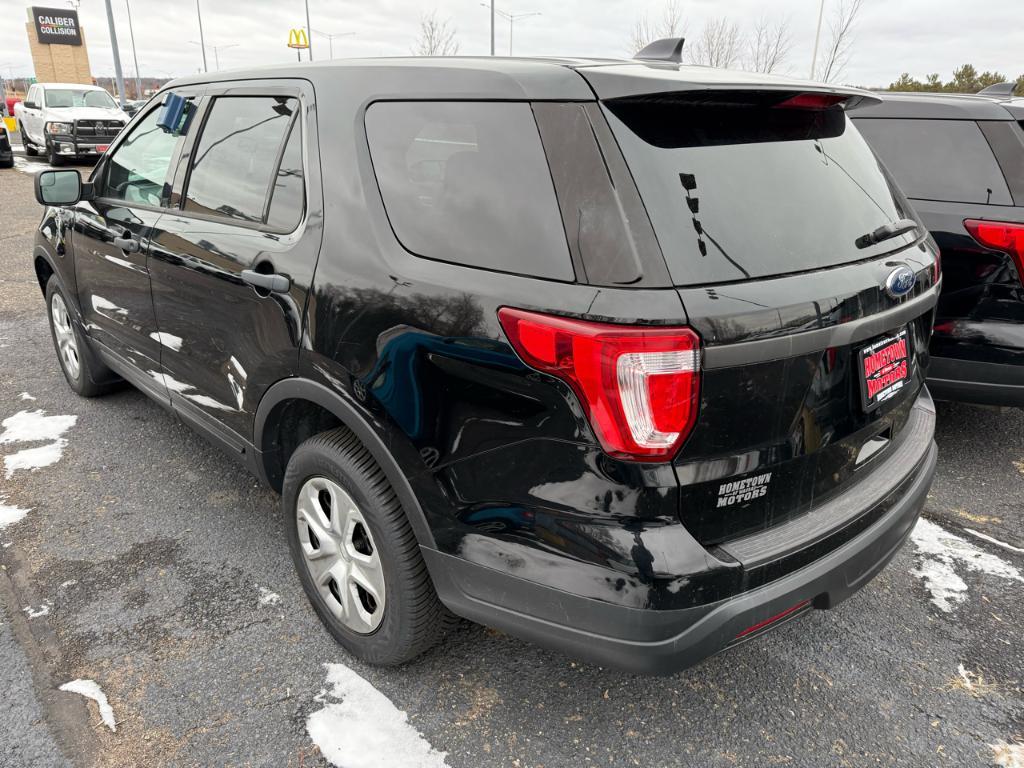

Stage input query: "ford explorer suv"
[
  {"left": 29, "top": 45, "right": 939, "bottom": 673},
  {"left": 15, "top": 82, "right": 128, "bottom": 165},
  {"left": 854, "top": 86, "right": 1024, "bottom": 407}
]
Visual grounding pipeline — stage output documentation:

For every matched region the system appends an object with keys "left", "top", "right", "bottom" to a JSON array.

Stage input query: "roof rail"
[
  {"left": 633, "top": 37, "right": 685, "bottom": 64},
  {"left": 977, "top": 82, "right": 1017, "bottom": 100}
]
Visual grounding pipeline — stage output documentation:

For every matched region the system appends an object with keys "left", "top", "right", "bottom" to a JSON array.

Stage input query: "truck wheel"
[
  {"left": 283, "top": 427, "right": 456, "bottom": 666},
  {"left": 20, "top": 124, "right": 38, "bottom": 156},
  {"left": 47, "top": 143, "right": 63, "bottom": 167}
]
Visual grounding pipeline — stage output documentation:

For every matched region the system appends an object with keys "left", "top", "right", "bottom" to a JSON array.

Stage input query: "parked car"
[
  {"left": 14, "top": 82, "right": 128, "bottom": 165},
  {"left": 0, "top": 121, "right": 12, "bottom": 167},
  {"left": 29, "top": 44, "right": 939, "bottom": 674},
  {"left": 854, "top": 88, "right": 1024, "bottom": 407}
]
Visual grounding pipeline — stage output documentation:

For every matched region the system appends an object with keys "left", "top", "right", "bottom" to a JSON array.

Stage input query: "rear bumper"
[
  {"left": 426, "top": 400, "right": 937, "bottom": 675},
  {"left": 928, "top": 355, "right": 1024, "bottom": 408}
]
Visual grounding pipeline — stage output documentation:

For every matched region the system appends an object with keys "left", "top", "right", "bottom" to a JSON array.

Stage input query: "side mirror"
[
  {"left": 35, "top": 169, "right": 87, "bottom": 206},
  {"left": 24, "top": 100, "right": 38, "bottom": 110}
]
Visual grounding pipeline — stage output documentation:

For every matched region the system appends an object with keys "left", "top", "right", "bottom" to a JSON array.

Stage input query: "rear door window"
[
  {"left": 184, "top": 96, "right": 297, "bottom": 224},
  {"left": 855, "top": 118, "right": 1013, "bottom": 206},
  {"left": 604, "top": 94, "right": 920, "bottom": 286},
  {"left": 265, "top": 119, "right": 305, "bottom": 231},
  {"left": 365, "top": 101, "right": 573, "bottom": 281}
]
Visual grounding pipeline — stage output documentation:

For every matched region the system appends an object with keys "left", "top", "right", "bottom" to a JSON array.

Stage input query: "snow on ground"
[
  {"left": 59, "top": 679, "right": 117, "bottom": 732},
  {"left": 18, "top": 392, "right": 35, "bottom": 401},
  {"left": 258, "top": 587, "right": 282, "bottom": 606},
  {"left": 0, "top": 408, "right": 77, "bottom": 478},
  {"left": 0, "top": 497, "right": 30, "bottom": 530},
  {"left": 992, "top": 741, "right": 1024, "bottom": 768},
  {"left": 23, "top": 602, "right": 51, "bottom": 619},
  {"left": 909, "top": 518, "right": 1023, "bottom": 613},
  {"left": 307, "top": 663, "right": 449, "bottom": 768}
]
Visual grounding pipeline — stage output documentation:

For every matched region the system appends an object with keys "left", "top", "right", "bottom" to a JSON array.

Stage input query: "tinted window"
[
  {"left": 855, "top": 118, "right": 1012, "bottom": 206},
  {"left": 185, "top": 97, "right": 297, "bottom": 224},
  {"left": 104, "top": 103, "right": 187, "bottom": 206},
  {"left": 365, "top": 101, "right": 572, "bottom": 280},
  {"left": 265, "top": 120, "right": 305, "bottom": 231},
  {"left": 604, "top": 95, "right": 920, "bottom": 285}
]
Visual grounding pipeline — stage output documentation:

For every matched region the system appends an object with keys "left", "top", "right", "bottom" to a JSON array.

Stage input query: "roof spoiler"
[
  {"left": 977, "top": 82, "right": 1017, "bottom": 100},
  {"left": 634, "top": 37, "right": 685, "bottom": 64}
]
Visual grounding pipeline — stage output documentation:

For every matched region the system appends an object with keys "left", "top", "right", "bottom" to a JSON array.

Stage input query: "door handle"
[
  {"left": 112, "top": 234, "right": 140, "bottom": 253},
  {"left": 241, "top": 269, "right": 290, "bottom": 294}
]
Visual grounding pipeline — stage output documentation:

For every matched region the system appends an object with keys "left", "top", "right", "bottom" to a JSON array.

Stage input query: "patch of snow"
[
  {"left": 18, "top": 392, "right": 36, "bottom": 401},
  {"left": 957, "top": 664, "right": 975, "bottom": 690},
  {"left": 59, "top": 679, "right": 117, "bottom": 732},
  {"left": 963, "top": 528, "right": 1024, "bottom": 555},
  {"left": 307, "top": 663, "right": 449, "bottom": 768},
  {"left": 23, "top": 602, "right": 51, "bottom": 619},
  {"left": 0, "top": 498, "right": 31, "bottom": 530},
  {"left": 258, "top": 587, "right": 282, "bottom": 606},
  {"left": 992, "top": 741, "right": 1024, "bottom": 768},
  {"left": 910, "top": 518, "right": 1023, "bottom": 613},
  {"left": 60, "top": 580, "right": 78, "bottom": 590},
  {"left": 4, "top": 440, "right": 69, "bottom": 478},
  {"left": 0, "top": 408, "right": 77, "bottom": 479},
  {"left": 0, "top": 409, "right": 77, "bottom": 444}
]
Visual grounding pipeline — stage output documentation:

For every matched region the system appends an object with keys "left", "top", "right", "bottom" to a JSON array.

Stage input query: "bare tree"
[
  {"left": 815, "top": 0, "right": 865, "bottom": 83},
  {"left": 747, "top": 15, "right": 792, "bottom": 74},
  {"left": 630, "top": 0, "right": 685, "bottom": 54},
  {"left": 413, "top": 11, "right": 460, "bottom": 56},
  {"left": 689, "top": 17, "right": 742, "bottom": 69}
]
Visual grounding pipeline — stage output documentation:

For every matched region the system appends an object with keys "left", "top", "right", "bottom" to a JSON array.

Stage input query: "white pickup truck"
[{"left": 14, "top": 82, "right": 129, "bottom": 165}]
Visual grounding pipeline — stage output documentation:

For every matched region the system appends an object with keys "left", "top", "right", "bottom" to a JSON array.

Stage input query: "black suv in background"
[
  {"left": 854, "top": 89, "right": 1024, "bottom": 407},
  {"left": 30, "top": 47, "right": 939, "bottom": 674}
]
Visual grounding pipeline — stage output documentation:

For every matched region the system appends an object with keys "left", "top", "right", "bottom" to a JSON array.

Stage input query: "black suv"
[
  {"left": 31, "top": 48, "right": 939, "bottom": 674},
  {"left": 854, "top": 89, "right": 1024, "bottom": 407}
]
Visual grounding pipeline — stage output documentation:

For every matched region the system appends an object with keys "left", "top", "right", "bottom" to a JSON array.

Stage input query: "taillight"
[
  {"left": 964, "top": 219, "right": 1024, "bottom": 286},
  {"left": 497, "top": 308, "right": 701, "bottom": 462},
  {"left": 773, "top": 92, "right": 848, "bottom": 110}
]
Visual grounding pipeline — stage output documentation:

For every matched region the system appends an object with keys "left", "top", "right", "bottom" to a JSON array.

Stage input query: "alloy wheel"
[{"left": 50, "top": 293, "right": 81, "bottom": 380}]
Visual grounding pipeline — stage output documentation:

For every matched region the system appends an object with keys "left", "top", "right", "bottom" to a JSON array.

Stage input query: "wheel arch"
[{"left": 254, "top": 378, "right": 437, "bottom": 549}]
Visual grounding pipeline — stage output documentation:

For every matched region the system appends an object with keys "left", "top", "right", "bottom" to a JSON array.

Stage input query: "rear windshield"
[{"left": 604, "top": 93, "right": 918, "bottom": 285}]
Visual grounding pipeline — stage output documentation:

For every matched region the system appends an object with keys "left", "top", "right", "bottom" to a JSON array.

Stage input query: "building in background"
[{"left": 25, "top": 6, "right": 92, "bottom": 85}]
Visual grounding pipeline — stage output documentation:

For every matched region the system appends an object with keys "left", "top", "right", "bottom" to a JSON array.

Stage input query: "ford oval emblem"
[{"left": 884, "top": 266, "right": 916, "bottom": 299}]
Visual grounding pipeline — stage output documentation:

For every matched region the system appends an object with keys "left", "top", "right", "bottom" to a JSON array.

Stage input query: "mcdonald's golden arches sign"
[{"left": 287, "top": 29, "right": 309, "bottom": 49}]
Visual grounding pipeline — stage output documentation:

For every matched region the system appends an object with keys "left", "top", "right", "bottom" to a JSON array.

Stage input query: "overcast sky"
[{"left": 1, "top": 0, "right": 1020, "bottom": 88}]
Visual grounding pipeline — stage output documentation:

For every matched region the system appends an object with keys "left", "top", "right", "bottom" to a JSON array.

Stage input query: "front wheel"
[
  {"left": 45, "top": 277, "right": 115, "bottom": 397},
  {"left": 47, "top": 142, "right": 63, "bottom": 167},
  {"left": 20, "top": 124, "right": 38, "bottom": 156},
  {"left": 283, "top": 428, "right": 454, "bottom": 665}
]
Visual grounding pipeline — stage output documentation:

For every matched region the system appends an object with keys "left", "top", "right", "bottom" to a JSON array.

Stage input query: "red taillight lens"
[
  {"left": 497, "top": 308, "right": 701, "bottom": 462},
  {"left": 964, "top": 219, "right": 1024, "bottom": 285},
  {"left": 774, "top": 92, "right": 848, "bottom": 110}
]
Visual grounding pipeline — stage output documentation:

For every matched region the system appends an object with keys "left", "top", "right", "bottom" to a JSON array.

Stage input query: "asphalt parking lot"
[{"left": 1, "top": 137, "right": 1022, "bottom": 768}]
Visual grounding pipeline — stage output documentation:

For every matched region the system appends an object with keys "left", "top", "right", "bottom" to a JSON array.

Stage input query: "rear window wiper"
[{"left": 855, "top": 219, "right": 919, "bottom": 249}]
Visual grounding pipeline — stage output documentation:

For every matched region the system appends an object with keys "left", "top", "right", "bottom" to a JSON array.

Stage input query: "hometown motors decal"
[{"left": 717, "top": 472, "right": 772, "bottom": 508}]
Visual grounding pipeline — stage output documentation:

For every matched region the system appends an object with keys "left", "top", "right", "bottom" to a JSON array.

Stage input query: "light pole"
[
  {"left": 480, "top": 4, "right": 540, "bottom": 56},
  {"left": 312, "top": 30, "right": 355, "bottom": 59},
  {"left": 102, "top": 0, "right": 128, "bottom": 108},
  {"left": 125, "top": 0, "right": 142, "bottom": 99},
  {"left": 304, "top": 0, "right": 314, "bottom": 61},
  {"left": 810, "top": 0, "right": 826, "bottom": 79},
  {"left": 196, "top": 0, "right": 208, "bottom": 73},
  {"left": 189, "top": 42, "right": 236, "bottom": 71}
]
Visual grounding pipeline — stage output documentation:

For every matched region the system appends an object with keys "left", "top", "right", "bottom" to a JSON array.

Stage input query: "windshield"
[
  {"left": 603, "top": 93, "right": 918, "bottom": 285},
  {"left": 44, "top": 89, "right": 117, "bottom": 109}
]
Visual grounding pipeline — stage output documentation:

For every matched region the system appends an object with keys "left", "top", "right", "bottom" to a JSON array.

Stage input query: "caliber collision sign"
[{"left": 33, "top": 7, "right": 82, "bottom": 46}]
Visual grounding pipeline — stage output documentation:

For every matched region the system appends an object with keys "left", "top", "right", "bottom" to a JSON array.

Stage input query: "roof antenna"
[
  {"left": 633, "top": 37, "right": 685, "bottom": 64},
  {"left": 977, "top": 82, "right": 1017, "bottom": 100}
]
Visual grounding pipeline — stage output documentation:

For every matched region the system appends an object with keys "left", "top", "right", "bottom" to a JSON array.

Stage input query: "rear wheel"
[
  {"left": 45, "top": 277, "right": 115, "bottom": 397},
  {"left": 283, "top": 428, "right": 453, "bottom": 665}
]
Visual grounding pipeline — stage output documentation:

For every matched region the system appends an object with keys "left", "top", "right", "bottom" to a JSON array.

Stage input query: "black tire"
[
  {"left": 283, "top": 427, "right": 454, "bottom": 665},
  {"left": 20, "top": 124, "right": 38, "bottom": 156},
  {"left": 47, "top": 142, "right": 63, "bottom": 167},
  {"left": 44, "top": 276, "right": 116, "bottom": 397},
  {"left": 0, "top": 157, "right": 12, "bottom": 169}
]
